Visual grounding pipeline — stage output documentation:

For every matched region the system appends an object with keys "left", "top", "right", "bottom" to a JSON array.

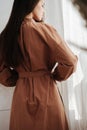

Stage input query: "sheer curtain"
[{"left": 45, "top": 0, "right": 87, "bottom": 130}]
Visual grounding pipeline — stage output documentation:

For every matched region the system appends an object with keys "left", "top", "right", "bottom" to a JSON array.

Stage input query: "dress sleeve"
[
  {"left": 44, "top": 24, "right": 78, "bottom": 81},
  {"left": 22, "top": 21, "right": 78, "bottom": 81},
  {"left": 0, "top": 62, "right": 17, "bottom": 87}
]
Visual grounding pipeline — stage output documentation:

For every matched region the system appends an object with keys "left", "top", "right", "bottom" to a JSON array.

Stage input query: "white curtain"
[{"left": 45, "top": 0, "right": 87, "bottom": 130}]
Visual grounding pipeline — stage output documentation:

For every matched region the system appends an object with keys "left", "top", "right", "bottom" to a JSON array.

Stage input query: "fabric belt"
[{"left": 18, "top": 70, "right": 52, "bottom": 78}]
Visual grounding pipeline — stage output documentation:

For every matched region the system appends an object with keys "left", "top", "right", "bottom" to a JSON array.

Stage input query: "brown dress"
[{"left": 0, "top": 17, "right": 78, "bottom": 130}]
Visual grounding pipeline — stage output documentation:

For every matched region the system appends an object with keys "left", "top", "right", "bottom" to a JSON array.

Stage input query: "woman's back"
[{"left": 0, "top": 0, "right": 78, "bottom": 129}]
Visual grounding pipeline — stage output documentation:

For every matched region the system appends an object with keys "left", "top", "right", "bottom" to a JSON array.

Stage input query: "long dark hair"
[{"left": 0, "top": 0, "right": 40, "bottom": 68}]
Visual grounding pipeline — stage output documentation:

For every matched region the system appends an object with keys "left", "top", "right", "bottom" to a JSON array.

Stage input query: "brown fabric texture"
[{"left": 0, "top": 17, "right": 78, "bottom": 130}]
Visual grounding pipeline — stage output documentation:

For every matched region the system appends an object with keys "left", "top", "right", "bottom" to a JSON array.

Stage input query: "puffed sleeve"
[
  {"left": 22, "top": 20, "right": 78, "bottom": 81},
  {"left": 0, "top": 62, "right": 18, "bottom": 87}
]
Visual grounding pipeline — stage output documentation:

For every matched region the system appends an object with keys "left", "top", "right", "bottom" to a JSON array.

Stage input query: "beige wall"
[{"left": 0, "top": 85, "right": 15, "bottom": 130}]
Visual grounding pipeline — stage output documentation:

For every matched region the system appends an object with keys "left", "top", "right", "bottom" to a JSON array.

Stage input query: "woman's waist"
[{"left": 18, "top": 69, "right": 52, "bottom": 78}]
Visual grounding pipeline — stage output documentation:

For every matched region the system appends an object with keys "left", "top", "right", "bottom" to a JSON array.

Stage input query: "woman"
[{"left": 0, "top": 0, "right": 78, "bottom": 130}]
